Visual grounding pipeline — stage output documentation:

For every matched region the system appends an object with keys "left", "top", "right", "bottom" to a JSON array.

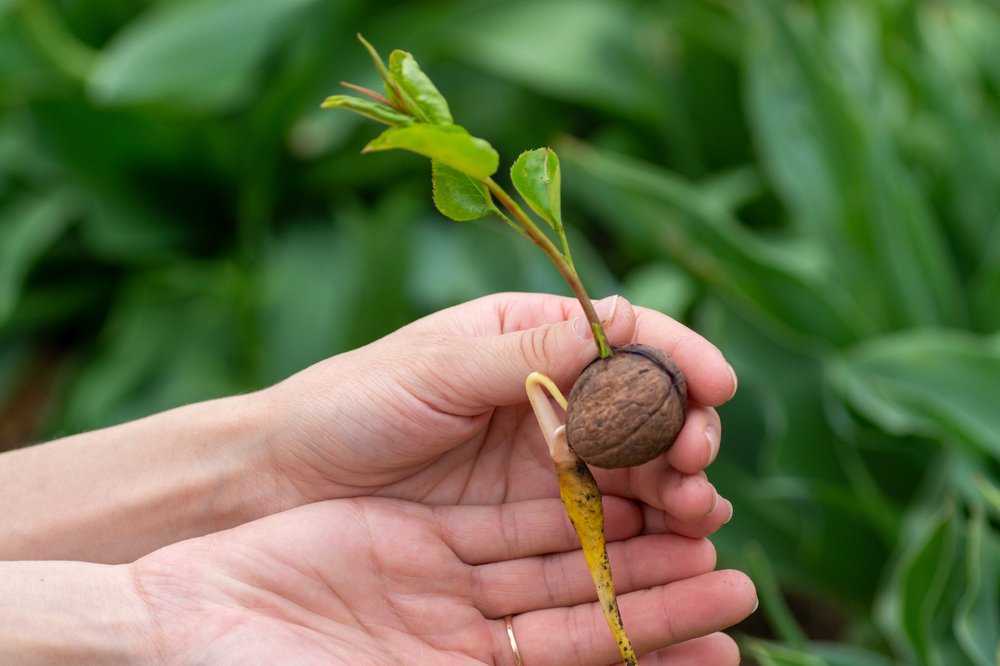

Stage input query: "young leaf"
[
  {"left": 388, "top": 50, "right": 452, "bottom": 125},
  {"left": 431, "top": 161, "right": 493, "bottom": 221},
  {"left": 363, "top": 124, "right": 498, "bottom": 179},
  {"left": 356, "top": 33, "right": 403, "bottom": 109},
  {"left": 511, "top": 147, "right": 562, "bottom": 229},
  {"left": 320, "top": 95, "right": 413, "bottom": 126}
]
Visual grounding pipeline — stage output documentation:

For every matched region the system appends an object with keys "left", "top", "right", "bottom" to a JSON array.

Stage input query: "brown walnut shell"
[{"left": 565, "top": 344, "right": 687, "bottom": 469}]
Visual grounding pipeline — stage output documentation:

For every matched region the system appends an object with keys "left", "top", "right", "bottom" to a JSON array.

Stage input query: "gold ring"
[{"left": 504, "top": 615, "right": 524, "bottom": 666}]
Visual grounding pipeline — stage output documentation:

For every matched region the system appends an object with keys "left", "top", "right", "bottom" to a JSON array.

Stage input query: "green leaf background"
[{"left": 1, "top": 1, "right": 998, "bottom": 664}]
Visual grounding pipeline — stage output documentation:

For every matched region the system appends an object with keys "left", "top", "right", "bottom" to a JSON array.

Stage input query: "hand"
[
  {"left": 265, "top": 293, "right": 738, "bottom": 538},
  {"left": 132, "top": 495, "right": 755, "bottom": 665},
  {"left": 0, "top": 292, "right": 738, "bottom": 563}
]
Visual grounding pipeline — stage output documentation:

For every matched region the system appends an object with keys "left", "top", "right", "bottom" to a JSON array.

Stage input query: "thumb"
[{"left": 456, "top": 295, "right": 637, "bottom": 408}]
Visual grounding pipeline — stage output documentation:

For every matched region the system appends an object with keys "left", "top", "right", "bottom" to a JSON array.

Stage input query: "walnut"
[{"left": 565, "top": 344, "right": 687, "bottom": 468}]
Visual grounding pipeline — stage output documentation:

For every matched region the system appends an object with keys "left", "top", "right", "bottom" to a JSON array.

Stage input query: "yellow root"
[{"left": 525, "top": 372, "right": 638, "bottom": 666}]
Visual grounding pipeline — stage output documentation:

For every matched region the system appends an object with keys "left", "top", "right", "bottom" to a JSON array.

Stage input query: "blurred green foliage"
[{"left": 1, "top": 1, "right": 998, "bottom": 663}]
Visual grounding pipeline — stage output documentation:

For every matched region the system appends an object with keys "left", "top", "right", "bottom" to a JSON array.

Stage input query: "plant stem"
[
  {"left": 485, "top": 178, "right": 612, "bottom": 358},
  {"left": 554, "top": 223, "right": 576, "bottom": 274}
]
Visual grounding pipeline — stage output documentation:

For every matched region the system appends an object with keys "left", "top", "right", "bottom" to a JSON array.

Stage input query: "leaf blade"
[
  {"left": 431, "top": 161, "right": 493, "bottom": 222},
  {"left": 320, "top": 95, "right": 413, "bottom": 126},
  {"left": 510, "top": 147, "right": 562, "bottom": 230},
  {"left": 0, "top": 190, "right": 78, "bottom": 325},
  {"left": 88, "top": 0, "right": 319, "bottom": 110},
  {"left": 388, "top": 49, "right": 452, "bottom": 125},
  {"left": 363, "top": 124, "right": 498, "bottom": 180},
  {"left": 830, "top": 330, "right": 1000, "bottom": 460}
]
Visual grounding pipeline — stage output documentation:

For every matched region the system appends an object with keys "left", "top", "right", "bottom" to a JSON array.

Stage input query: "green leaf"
[
  {"left": 453, "top": 1, "right": 653, "bottom": 117},
  {"left": 810, "top": 643, "right": 895, "bottom": 666},
  {"left": 88, "top": 0, "right": 319, "bottom": 110},
  {"left": 431, "top": 161, "right": 493, "bottom": 221},
  {"left": 745, "top": 0, "right": 962, "bottom": 330},
  {"left": 363, "top": 124, "right": 498, "bottom": 179},
  {"left": 561, "top": 139, "right": 864, "bottom": 347},
  {"left": 746, "top": 640, "right": 895, "bottom": 666},
  {"left": 356, "top": 33, "right": 401, "bottom": 108},
  {"left": 876, "top": 500, "right": 960, "bottom": 665},
  {"left": 744, "top": 639, "right": 829, "bottom": 666},
  {"left": 0, "top": 190, "right": 77, "bottom": 325},
  {"left": 57, "top": 264, "right": 245, "bottom": 432},
  {"left": 954, "top": 504, "right": 999, "bottom": 666},
  {"left": 510, "top": 147, "right": 562, "bottom": 229},
  {"left": 320, "top": 95, "right": 413, "bottom": 126},
  {"left": 388, "top": 50, "right": 452, "bottom": 124},
  {"left": 830, "top": 330, "right": 1000, "bottom": 460},
  {"left": 745, "top": 543, "right": 808, "bottom": 646}
]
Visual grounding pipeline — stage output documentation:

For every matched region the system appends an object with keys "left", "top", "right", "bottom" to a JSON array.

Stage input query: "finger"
[
  {"left": 500, "top": 569, "right": 756, "bottom": 666},
  {"left": 435, "top": 496, "right": 642, "bottom": 565},
  {"left": 644, "top": 496, "right": 733, "bottom": 539},
  {"left": 632, "top": 306, "right": 737, "bottom": 406},
  {"left": 446, "top": 294, "right": 639, "bottom": 408},
  {"left": 637, "top": 633, "right": 741, "bottom": 666},
  {"left": 595, "top": 463, "right": 720, "bottom": 523},
  {"left": 664, "top": 405, "right": 721, "bottom": 475},
  {"left": 474, "top": 534, "right": 716, "bottom": 617},
  {"left": 400, "top": 292, "right": 584, "bottom": 337}
]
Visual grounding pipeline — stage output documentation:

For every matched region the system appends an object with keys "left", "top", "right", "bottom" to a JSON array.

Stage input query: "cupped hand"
[
  {"left": 132, "top": 495, "right": 755, "bottom": 665},
  {"left": 263, "top": 293, "right": 737, "bottom": 538}
]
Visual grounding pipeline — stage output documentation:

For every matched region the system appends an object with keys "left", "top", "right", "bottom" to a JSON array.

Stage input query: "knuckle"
[{"left": 518, "top": 325, "right": 554, "bottom": 370}]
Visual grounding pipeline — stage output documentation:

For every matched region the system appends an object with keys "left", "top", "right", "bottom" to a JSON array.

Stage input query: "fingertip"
[
  {"left": 693, "top": 537, "right": 718, "bottom": 572},
  {"left": 660, "top": 492, "right": 733, "bottom": 539},
  {"left": 662, "top": 474, "right": 718, "bottom": 522},
  {"left": 631, "top": 307, "right": 735, "bottom": 406},
  {"left": 666, "top": 405, "right": 721, "bottom": 475},
  {"left": 709, "top": 632, "right": 741, "bottom": 666},
  {"left": 717, "top": 569, "right": 758, "bottom": 619},
  {"left": 604, "top": 294, "right": 637, "bottom": 348},
  {"left": 675, "top": 336, "right": 735, "bottom": 407}
]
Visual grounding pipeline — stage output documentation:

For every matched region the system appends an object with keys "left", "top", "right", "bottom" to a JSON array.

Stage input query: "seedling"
[{"left": 323, "top": 36, "right": 688, "bottom": 665}]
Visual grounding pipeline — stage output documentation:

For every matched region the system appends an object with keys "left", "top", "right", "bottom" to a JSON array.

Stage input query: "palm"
[
  {"left": 384, "top": 403, "right": 559, "bottom": 501},
  {"left": 133, "top": 497, "right": 751, "bottom": 665}
]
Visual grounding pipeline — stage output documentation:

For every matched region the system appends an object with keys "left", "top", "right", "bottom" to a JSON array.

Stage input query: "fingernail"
[
  {"left": 726, "top": 362, "right": 738, "bottom": 400},
  {"left": 752, "top": 598, "right": 759, "bottom": 614},
  {"left": 704, "top": 421, "right": 720, "bottom": 465},
  {"left": 723, "top": 498, "right": 734, "bottom": 524},
  {"left": 572, "top": 295, "right": 619, "bottom": 341}
]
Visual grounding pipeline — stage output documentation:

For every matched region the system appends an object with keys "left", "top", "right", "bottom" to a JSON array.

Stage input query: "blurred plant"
[{"left": 0, "top": 1, "right": 998, "bottom": 664}]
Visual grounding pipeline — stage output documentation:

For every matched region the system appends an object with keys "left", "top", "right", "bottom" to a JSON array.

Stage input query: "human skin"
[
  {"left": 0, "top": 292, "right": 737, "bottom": 563},
  {"left": 0, "top": 495, "right": 755, "bottom": 665},
  {"left": 0, "top": 292, "right": 754, "bottom": 663}
]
